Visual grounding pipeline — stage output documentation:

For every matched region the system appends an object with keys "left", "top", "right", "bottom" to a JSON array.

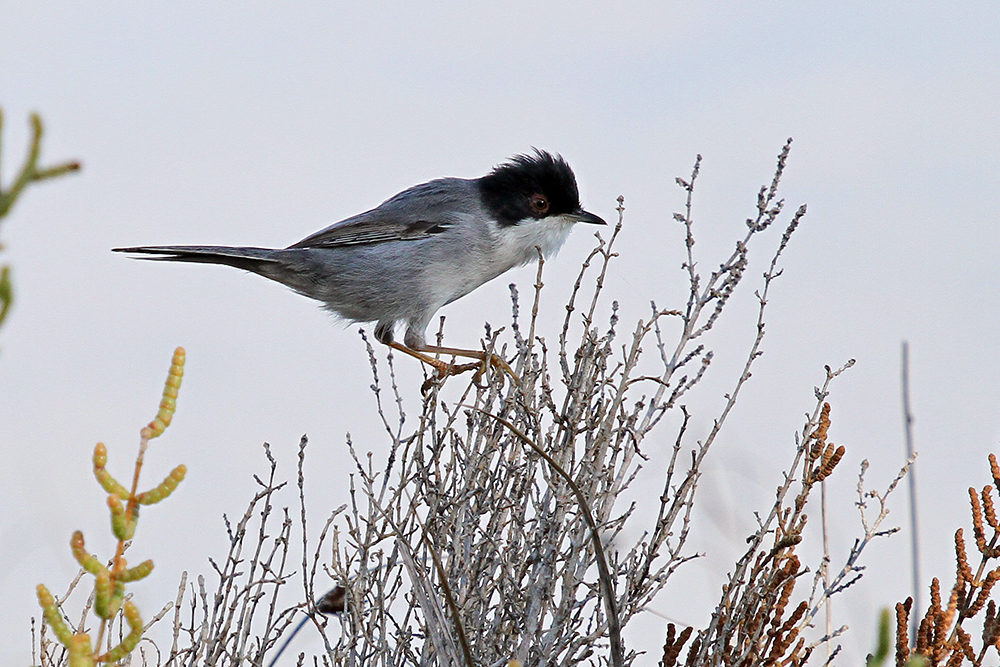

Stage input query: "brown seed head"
[
  {"left": 991, "top": 454, "right": 1000, "bottom": 493},
  {"left": 955, "top": 529, "right": 974, "bottom": 584},
  {"left": 968, "top": 567, "right": 1000, "bottom": 617},
  {"left": 895, "top": 598, "right": 912, "bottom": 667},
  {"left": 985, "top": 486, "right": 1000, "bottom": 530}
]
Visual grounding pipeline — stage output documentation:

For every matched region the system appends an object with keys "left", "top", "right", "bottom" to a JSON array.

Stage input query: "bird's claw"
[
  {"left": 420, "top": 359, "right": 483, "bottom": 394},
  {"left": 418, "top": 354, "right": 519, "bottom": 394}
]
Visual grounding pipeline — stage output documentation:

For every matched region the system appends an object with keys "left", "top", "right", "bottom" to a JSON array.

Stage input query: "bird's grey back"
[{"left": 289, "top": 178, "right": 483, "bottom": 249}]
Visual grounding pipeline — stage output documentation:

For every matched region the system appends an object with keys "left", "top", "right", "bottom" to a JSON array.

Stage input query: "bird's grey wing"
[
  {"left": 287, "top": 178, "right": 476, "bottom": 249},
  {"left": 288, "top": 213, "right": 453, "bottom": 248}
]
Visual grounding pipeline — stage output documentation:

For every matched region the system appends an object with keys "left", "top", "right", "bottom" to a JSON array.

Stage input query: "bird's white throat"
[{"left": 495, "top": 214, "right": 577, "bottom": 269}]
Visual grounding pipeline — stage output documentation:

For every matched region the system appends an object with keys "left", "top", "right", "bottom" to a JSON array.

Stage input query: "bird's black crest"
[{"left": 478, "top": 149, "right": 582, "bottom": 227}]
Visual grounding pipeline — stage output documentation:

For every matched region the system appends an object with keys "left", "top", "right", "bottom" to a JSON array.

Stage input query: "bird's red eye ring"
[{"left": 530, "top": 194, "right": 549, "bottom": 215}]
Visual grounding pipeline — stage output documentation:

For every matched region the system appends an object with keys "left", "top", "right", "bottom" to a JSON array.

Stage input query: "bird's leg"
[
  {"left": 419, "top": 344, "right": 518, "bottom": 382},
  {"left": 385, "top": 341, "right": 481, "bottom": 378},
  {"left": 376, "top": 322, "right": 516, "bottom": 383}
]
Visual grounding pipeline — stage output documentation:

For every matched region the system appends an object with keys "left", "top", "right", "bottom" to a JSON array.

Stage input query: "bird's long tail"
[{"left": 112, "top": 246, "right": 281, "bottom": 274}]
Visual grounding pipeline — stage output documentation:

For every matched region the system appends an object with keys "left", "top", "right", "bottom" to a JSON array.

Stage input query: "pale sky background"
[{"left": 1, "top": 2, "right": 998, "bottom": 664}]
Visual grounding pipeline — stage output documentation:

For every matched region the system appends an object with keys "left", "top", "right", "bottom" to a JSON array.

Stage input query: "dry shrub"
[
  {"left": 37, "top": 143, "right": 910, "bottom": 667},
  {"left": 889, "top": 455, "right": 1000, "bottom": 667}
]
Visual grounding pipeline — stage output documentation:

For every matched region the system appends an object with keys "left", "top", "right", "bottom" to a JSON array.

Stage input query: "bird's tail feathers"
[{"left": 112, "top": 246, "right": 280, "bottom": 273}]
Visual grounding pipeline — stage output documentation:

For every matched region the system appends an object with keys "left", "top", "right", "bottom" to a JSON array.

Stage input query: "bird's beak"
[{"left": 569, "top": 208, "right": 607, "bottom": 225}]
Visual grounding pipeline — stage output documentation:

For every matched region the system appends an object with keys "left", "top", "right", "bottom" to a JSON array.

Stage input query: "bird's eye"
[{"left": 529, "top": 194, "right": 549, "bottom": 215}]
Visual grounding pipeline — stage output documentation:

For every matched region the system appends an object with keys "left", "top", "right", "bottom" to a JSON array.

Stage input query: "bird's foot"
[
  {"left": 385, "top": 341, "right": 518, "bottom": 391},
  {"left": 421, "top": 344, "right": 518, "bottom": 384},
  {"left": 418, "top": 359, "right": 482, "bottom": 394}
]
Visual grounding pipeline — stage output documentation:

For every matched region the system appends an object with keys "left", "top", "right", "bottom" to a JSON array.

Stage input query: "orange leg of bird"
[
  {"left": 385, "top": 341, "right": 517, "bottom": 383},
  {"left": 421, "top": 344, "right": 518, "bottom": 381}
]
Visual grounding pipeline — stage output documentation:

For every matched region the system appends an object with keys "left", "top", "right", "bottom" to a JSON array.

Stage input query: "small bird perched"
[{"left": 115, "top": 150, "right": 605, "bottom": 379}]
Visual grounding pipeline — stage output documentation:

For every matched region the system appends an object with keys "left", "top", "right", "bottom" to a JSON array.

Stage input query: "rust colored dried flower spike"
[
  {"left": 942, "top": 584, "right": 960, "bottom": 644},
  {"left": 141, "top": 347, "right": 185, "bottom": 440},
  {"left": 895, "top": 598, "right": 912, "bottom": 667},
  {"left": 984, "top": 486, "right": 999, "bottom": 529},
  {"left": 955, "top": 528, "right": 974, "bottom": 584},
  {"left": 956, "top": 625, "right": 976, "bottom": 662},
  {"left": 987, "top": 600, "right": 1000, "bottom": 651},
  {"left": 968, "top": 567, "right": 1000, "bottom": 617},
  {"left": 991, "top": 454, "right": 1000, "bottom": 494},
  {"left": 922, "top": 578, "right": 943, "bottom": 638},
  {"left": 808, "top": 403, "right": 832, "bottom": 460},
  {"left": 809, "top": 438, "right": 825, "bottom": 461},
  {"left": 813, "top": 444, "right": 845, "bottom": 482},
  {"left": 766, "top": 601, "right": 807, "bottom": 663},
  {"left": 659, "top": 623, "right": 693, "bottom": 667},
  {"left": 967, "top": 577, "right": 995, "bottom": 620},
  {"left": 971, "top": 488, "right": 987, "bottom": 548}
]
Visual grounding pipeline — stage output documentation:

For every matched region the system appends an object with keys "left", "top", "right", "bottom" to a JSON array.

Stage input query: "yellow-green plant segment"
[
  {"left": 117, "top": 558, "right": 155, "bottom": 582},
  {"left": 0, "top": 111, "right": 81, "bottom": 219},
  {"left": 37, "top": 584, "right": 96, "bottom": 667},
  {"left": 93, "top": 443, "right": 129, "bottom": 497},
  {"left": 137, "top": 464, "right": 187, "bottom": 504},
  {"left": 0, "top": 265, "right": 11, "bottom": 330},
  {"left": 68, "top": 635, "right": 97, "bottom": 667},
  {"left": 37, "top": 348, "right": 186, "bottom": 665},
  {"left": 0, "top": 109, "right": 81, "bottom": 337},
  {"left": 95, "top": 441, "right": 186, "bottom": 509},
  {"left": 36, "top": 584, "right": 76, "bottom": 645},
  {"left": 107, "top": 493, "right": 137, "bottom": 540},
  {"left": 93, "top": 569, "right": 123, "bottom": 620},
  {"left": 98, "top": 601, "right": 144, "bottom": 663},
  {"left": 141, "top": 347, "right": 185, "bottom": 440},
  {"left": 70, "top": 531, "right": 104, "bottom": 575}
]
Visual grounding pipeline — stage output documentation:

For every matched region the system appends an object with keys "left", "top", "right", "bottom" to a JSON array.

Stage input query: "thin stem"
[{"left": 901, "top": 341, "right": 921, "bottom": 632}]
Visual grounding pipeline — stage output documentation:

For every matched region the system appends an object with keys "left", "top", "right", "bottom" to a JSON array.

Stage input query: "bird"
[{"left": 114, "top": 150, "right": 605, "bottom": 381}]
